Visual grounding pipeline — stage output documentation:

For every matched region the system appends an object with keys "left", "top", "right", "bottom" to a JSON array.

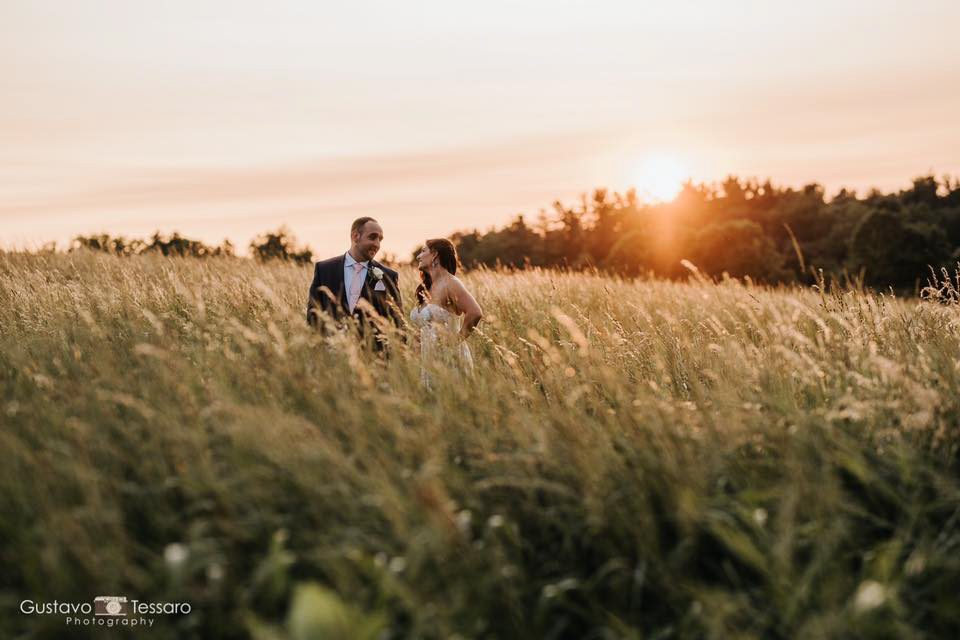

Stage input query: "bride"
[{"left": 409, "top": 238, "right": 483, "bottom": 386}]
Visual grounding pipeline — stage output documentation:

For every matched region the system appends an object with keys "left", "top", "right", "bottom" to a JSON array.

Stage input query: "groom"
[{"left": 306, "top": 217, "right": 403, "bottom": 348}]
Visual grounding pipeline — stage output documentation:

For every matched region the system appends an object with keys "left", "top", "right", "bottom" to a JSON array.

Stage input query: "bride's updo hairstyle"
[
  {"left": 415, "top": 238, "right": 459, "bottom": 305},
  {"left": 427, "top": 238, "right": 458, "bottom": 274}
]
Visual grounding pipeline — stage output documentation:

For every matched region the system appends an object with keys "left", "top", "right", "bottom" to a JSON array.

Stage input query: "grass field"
[{"left": 2, "top": 250, "right": 959, "bottom": 639}]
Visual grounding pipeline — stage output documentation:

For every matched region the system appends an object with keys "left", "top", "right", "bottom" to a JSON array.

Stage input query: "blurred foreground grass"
[{"left": 1, "top": 250, "right": 959, "bottom": 639}]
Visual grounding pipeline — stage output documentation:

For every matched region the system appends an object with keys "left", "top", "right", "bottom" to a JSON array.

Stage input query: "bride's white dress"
[{"left": 409, "top": 303, "right": 474, "bottom": 385}]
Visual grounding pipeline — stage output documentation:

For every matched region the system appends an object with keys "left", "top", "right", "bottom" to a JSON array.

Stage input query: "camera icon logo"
[{"left": 94, "top": 596, "right": 129, "bottom": 616}]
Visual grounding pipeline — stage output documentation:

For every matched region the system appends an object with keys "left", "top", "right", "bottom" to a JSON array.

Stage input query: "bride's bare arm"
[{"left": 449, "top": 277, "right": 483, "bottom": 339}]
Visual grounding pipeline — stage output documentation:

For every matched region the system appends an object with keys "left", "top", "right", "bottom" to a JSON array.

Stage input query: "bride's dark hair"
[{"left": 415, "top": 238, "right": 458, "bottom": 305}]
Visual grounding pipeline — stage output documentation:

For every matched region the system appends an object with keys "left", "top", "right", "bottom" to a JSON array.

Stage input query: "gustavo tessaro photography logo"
[{"left": 20, "top": 595, "right": 191, "bottom": 629}]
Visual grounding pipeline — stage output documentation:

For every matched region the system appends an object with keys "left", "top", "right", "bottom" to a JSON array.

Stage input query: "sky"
[{"left": 2, "top": 0, "right": 959, "bottom": 258}]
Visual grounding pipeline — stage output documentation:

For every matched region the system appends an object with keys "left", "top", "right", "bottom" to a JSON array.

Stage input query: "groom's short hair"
[{"left": 351, "top": 217, "right": 378, "bottom": 237}]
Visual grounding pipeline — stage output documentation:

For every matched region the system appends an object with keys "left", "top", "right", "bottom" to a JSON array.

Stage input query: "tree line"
[
  {"left": 69, "top": 228, "right": 313, "bottom": 264},
  {"left": 445, "top": 174, "right": 960, "bottom": 290},
  {"left": 59, "top": 173, "right": 960, "bottom": 290}
]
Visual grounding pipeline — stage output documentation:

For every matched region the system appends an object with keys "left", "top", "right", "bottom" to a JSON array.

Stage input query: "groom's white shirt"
[{"left": 343, "top": 252, "right": 369, "bottom": 301}]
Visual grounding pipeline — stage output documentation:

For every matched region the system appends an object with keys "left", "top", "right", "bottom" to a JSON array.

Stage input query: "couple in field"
[{"left": 306, "top": 217, "right": 483, "bottom": 383}]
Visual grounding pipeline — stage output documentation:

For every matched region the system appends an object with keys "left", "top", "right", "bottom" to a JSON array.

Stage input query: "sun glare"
[{"left": 634, "top": 154, "right": 688, "bottom": 202}]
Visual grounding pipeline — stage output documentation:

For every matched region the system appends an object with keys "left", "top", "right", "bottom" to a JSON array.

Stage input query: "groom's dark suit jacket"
[{"left": 306, "top": 255, "right": 403, "bottom": 344}]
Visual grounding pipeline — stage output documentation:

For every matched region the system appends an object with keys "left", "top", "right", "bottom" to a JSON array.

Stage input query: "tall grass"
[{"left": 1, "top": 250, "right": 959, "bottom": 639}]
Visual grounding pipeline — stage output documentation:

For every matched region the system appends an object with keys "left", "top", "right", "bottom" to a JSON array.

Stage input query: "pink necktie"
[{"left": 348, "top": 262, "right": 365, "bottom": 312}]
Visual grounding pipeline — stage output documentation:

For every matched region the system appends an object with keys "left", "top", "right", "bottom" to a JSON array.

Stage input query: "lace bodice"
[
  {"left": 409, "top": 303, "right": 473, "bottom": 385},
  {"left": 409, "top": 303, "right": 461, "bottom": 332}
]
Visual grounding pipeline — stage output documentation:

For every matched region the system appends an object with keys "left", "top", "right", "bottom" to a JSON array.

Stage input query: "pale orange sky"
[{"left": 3, "top": 0, "right": 959, "bottom": 258}]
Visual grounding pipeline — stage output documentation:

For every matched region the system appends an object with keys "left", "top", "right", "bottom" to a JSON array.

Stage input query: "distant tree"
[
  {"left": 550, "top": 199, "right": 589, "bottom": 267},
  {"left": 61, "top": 172, "right": 960, "bottom": 291},
  {"left": 939, "top": 207, "right": 960, "bottom": 248},
  {"left": 146, "top": 232, "right": 204, "bottom": 257},
  {"left": 799, "top": 200, "right": 871, "bottom": 275},
  {"left": 585, "top": 189, "right": 623, "bottom": 264},
  {"left": 848, "top": 208, "right": 952, "bottom": 288},
  {"left": 831, "top": 187, "right": 858, "bottom": 204},
  {"left": 71, "top": 231, "right": 232, "bottom": 258},
  {"left": 689, "top": 219, "right": 787, "bottom": 282},
  {"left": 447, "top": 230, "right": 485, "bottom": 268},
  {"left": 71, "top": 233, "right": 138, "bottom": 256},
  {"left": 721, "top": 175, "right": 746, "bottom": 202},
  {"left": 769, "top": 183, "right": 830, "bottom": 245},
  {"left": 900, "top": 175, "right": 941, "bottom": 208},
  {"left": 944, "top": 175, "right": 960, "bottom": 207},
  {"left": 443, "top": 216, "right": 544, "bottom": 269},
  {"left": 249, "top": 227, "right": 313, "bottom": 264},
  {"left": 604, "top": 224, "right": 657, "bottom": 275}
]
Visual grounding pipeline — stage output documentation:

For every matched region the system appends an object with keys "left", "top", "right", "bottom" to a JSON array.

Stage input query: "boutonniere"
[{"left": 367, "top": 266, "right": 384, "bottom": 285}]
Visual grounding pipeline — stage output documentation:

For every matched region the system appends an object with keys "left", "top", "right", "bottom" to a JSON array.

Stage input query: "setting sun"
[{"left": 634, "top": 154, "right": 688, "bottom": 202}]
